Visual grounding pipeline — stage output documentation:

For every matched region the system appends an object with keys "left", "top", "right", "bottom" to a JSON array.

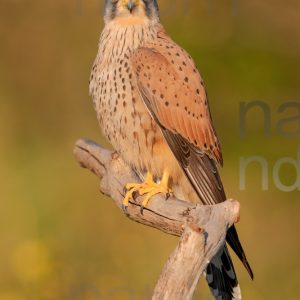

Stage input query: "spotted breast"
[{"left": 90, "top": 21, "right": 179, "bottom": 179}]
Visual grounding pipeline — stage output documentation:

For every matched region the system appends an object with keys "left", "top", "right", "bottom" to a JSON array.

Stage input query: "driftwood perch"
[{"left": 74, "top": 138, "right": 240, "bottom": 299}]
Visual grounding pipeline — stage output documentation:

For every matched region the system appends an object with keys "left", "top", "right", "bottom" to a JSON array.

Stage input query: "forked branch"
[{"left": 74, "top": 138, "right": 240, "bottom": 299}]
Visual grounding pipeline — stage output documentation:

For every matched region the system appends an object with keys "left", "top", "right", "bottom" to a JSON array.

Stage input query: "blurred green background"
[{"left": 0, "top": 0, "right": 299, "bottom": 299}]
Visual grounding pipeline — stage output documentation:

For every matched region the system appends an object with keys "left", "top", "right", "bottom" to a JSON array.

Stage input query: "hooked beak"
[{"left": 126, "top": 0, "right": 137, "bottom": 13}]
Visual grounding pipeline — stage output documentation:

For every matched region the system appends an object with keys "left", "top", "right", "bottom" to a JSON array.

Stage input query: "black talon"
[
  {"left": 123, "top": 186, "right": 128, "bottom": 195},
  {"left": 122, "top": 204, "right": 128, "bottom": 213},
  {"left": 166, "top": 192, "right": 171, "bottom": 200},
  {"left": 140, "top": 205, "right": 144, "bottom": 215},
  {"left": 132, "top": 191, "right": 138, "bottom": 201}
]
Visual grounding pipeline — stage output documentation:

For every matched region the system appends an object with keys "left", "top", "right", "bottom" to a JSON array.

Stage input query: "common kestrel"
[{"left": 89, "top": 0, "right": 253, "bottom": 298}]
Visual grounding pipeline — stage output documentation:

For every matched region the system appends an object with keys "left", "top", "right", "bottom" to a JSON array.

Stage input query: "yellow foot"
[{"left": 123, "top": 171, "right": 172, "bottom": 214}]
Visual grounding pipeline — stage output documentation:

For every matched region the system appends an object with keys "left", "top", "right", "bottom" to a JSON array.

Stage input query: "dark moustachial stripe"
[
  {"left": 105, "top": 0, "right": 118, "bottom": 20},
  {"left": 142, "top": 0, "right": 159, "bottom": 18}
]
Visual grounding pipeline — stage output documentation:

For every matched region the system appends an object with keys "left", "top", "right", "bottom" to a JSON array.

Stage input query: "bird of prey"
[{"left": 89, "top": 0, "right": 253, "bottom": 298}]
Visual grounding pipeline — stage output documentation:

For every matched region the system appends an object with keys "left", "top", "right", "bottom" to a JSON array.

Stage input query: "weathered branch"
[{"left": 74, "top": 138, "right": 240, "bottom": 299}]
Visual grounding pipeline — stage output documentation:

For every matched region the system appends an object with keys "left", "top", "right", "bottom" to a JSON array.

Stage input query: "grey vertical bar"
[
  {"left": 76, "top": 0, "right": 82, "bottom": 15},
  {"left": 182, "top": 0, "right": 191, "bottom": 16},
  {"left": 231, "top": 0, "right": 239, "bottom": 16},
  {"left": 207, "top": 0, "right": 213, "bottom": 16}
]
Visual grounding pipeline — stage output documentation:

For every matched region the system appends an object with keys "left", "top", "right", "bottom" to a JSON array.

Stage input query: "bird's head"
[{"left": 104, "top": 0, "right": 159, "bottom": 25}]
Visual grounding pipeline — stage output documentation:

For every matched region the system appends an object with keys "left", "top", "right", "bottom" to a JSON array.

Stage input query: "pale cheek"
[{"left": 133, "top": 8, "right": 147, "bottom": 18}]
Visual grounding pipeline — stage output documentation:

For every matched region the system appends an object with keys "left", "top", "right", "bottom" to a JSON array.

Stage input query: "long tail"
[
  {"left": 205, "top": 246, "right": 242, "bottom": 300},
  {"left": 226, "top": 225, "right": 254, "bottom": 280}
]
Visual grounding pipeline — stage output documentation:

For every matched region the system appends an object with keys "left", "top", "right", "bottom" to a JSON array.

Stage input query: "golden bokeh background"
[{"left": 0, "top": 0, "right": 299, "bottom": 299}]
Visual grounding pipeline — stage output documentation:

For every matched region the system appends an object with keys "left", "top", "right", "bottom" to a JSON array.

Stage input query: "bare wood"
[
  {"left": 152, "top": 207, "right": 237, "bottom": 300},
  {"left": 74, "top": 138, "right": 240, "bottom": 299},
  {"left": 152, "top": 225, "right": 207, "bottom": 300}
]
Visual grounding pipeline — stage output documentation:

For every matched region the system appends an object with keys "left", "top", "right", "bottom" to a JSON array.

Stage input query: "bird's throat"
[{"left": 112, "top": 15, "right": 148, "bottom": 26}]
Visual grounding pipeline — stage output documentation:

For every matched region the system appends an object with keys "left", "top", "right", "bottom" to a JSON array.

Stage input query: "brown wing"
[{"left": 131, "top": 35, "right": 222, "bottom": 165}]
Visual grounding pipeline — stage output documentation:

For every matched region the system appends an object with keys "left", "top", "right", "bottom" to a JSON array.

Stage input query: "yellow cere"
[{"left": 118, "top": 0, "right": 141, "bottom": 8}]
